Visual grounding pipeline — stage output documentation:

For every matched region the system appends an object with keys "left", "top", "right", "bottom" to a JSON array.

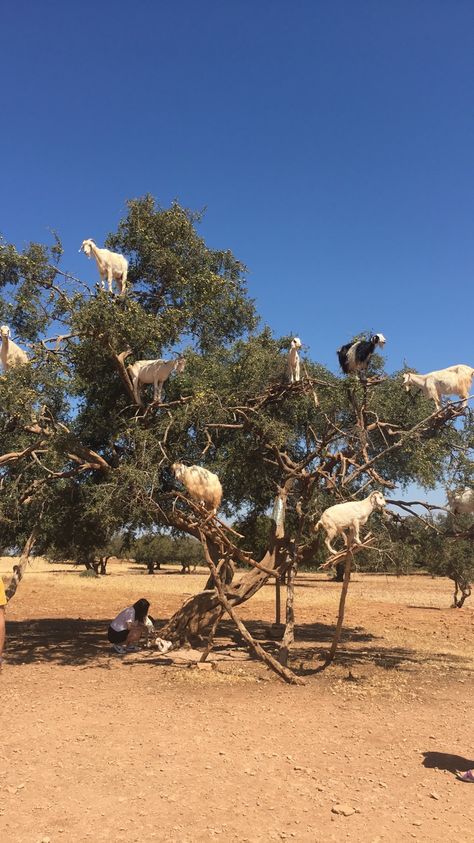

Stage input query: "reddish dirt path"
[{"left": 1, "top": 559, "right": 473, "bottom": 842}]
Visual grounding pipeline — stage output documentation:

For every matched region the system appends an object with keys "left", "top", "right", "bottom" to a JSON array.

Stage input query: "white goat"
[
  {"left": 403, "top": 365, "right": 474, "bottom": 411},
  {"left": 172, "top": 463, "right": 223, "bottom": 514},
  {"left": 127, "top": 357, "right": 186, "bottom": 405},
  {"left": 287, "top": 337, "right": 302, "bottom": 383},
  {"left": 80, "top": 239, "right": 128, "bottom": 296},
  {"left": 0, "top": 325, "right": 29, "bottom": 371},
  {"left": 447, "top": 487, "right": 474, "bottom": 515},
  {"left": 314, "top": 491, "right": 386, "bottom": 555}
]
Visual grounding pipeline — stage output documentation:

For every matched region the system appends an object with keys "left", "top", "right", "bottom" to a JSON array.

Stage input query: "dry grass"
[{"left": 0, "top": 554, "right": 459, "bottom": 608}]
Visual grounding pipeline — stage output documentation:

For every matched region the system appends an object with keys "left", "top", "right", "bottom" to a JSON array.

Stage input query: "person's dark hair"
[{"left": 133, "top": 598, "right": 150, "bottom": 622}]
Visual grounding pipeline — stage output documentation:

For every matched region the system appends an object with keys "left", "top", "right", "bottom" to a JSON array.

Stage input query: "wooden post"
[
  {"left": 278, "top": 561, "right": 297, "bottom": 666},
  {"left": 199, "top": 610, "right": 223, "bottom": 662},
  {"left": 275, "top": 577, "right": 281, "bottom": 625}
]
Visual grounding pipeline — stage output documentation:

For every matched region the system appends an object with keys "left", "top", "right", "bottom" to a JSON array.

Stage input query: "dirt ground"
[{"left": 0, "top": 557, "right": 473, "bottom": 843}]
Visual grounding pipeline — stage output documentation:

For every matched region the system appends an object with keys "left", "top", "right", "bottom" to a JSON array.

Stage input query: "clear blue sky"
[{"left": 1, "top": 0, "right": 473, "bottom": 380}]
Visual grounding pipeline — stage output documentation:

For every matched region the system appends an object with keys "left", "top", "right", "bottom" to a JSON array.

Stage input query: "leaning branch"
[
  {"left": 111, "top": 347, "right": 136, "bottom": 404},
  {"left": 4, "top": 529, "right": 38, "bottom": 602},
  {"left": 200, "top": 534, "right": 304, "bottom": 685},
  {"left": 343, "top": 400, "right": 470, "bottom": 488},
  {"left": 0, "top": 442, "right": 45, "bottom": 467}
]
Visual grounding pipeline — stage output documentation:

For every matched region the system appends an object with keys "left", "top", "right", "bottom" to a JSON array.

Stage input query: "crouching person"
[
  {"left": 108, "top": 598, "right": 173, "bottom": 655},
  {"left": 108, "top": 598, "right": 153, "bottom": 654}
]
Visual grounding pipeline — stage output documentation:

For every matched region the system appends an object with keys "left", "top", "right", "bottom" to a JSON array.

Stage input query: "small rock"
[
  {"left": 331, "top": 804, "right": 355, "bottom": 817},
  {"left": 429, "top": 791, "right": 440, "bottom": 800}
]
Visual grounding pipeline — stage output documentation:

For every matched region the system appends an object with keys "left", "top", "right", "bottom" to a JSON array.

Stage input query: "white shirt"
[
  {"left": 110, "top": 606, "right": 136, "bottom": 632},
  {"left": 110, "top": 606, "right": 152, "bottom": 632}
]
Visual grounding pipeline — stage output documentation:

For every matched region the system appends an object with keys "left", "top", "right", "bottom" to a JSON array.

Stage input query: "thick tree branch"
[{"left": 4, "top": 529, "right": 38, "bottom": 602}]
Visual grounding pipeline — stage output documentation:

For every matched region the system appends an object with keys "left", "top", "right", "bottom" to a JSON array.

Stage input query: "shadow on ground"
[
  {"left": 5, "top": 616, "right": 370, "bottom": 667},
  {"left": 5, "top": 615, "right": 468, "bottom": 677},
  {"left": 5, "top": 618, "right": 123, "bottom": 668},
  {"left": 422, "top": 751, "right": 474, "bottom": 772}
]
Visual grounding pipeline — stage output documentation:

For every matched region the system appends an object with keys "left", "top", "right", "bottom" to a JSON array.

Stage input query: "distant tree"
[{"left": 420, "top": 513, "right": 473, "bottom": 608}]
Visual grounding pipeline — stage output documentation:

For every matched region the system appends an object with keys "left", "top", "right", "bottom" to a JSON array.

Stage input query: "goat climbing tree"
[{"left": 0, "top": 195, "right": 472, "bottom": 684}]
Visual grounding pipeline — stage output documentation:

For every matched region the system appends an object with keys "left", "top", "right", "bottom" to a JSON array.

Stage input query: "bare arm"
[{"left": 0, "top": 607, "right": 5, "bottom": 665}]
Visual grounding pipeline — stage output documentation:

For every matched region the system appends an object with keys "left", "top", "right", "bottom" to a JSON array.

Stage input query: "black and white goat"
[{"left": 337, "top": 333, "right": 386, "bottom": 380}]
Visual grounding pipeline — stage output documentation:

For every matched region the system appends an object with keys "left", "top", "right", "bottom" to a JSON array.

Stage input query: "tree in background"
[{"left": 132, "top": 532, "right": 204, "bottom": 574}]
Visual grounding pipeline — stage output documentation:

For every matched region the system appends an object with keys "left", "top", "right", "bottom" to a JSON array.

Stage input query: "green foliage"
[
  {"left": 0, "top": 196, "right": 472, "bottom": 589},
  {"left": 105, "top": 195, "right": 258, "bottom": 351},
  {"left": 0, "top": 237, "right": 65, "bottom": 339},
  {"left": 38, "top": 480, "right": 119, "bottom": 564},
  {"left": 132, "top": 532, "right": 204, "bottom": 569}
]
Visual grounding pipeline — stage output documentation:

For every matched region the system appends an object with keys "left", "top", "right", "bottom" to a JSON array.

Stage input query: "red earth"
[{"left": 1, "top": 557, "right": 473, "bottom": 842}]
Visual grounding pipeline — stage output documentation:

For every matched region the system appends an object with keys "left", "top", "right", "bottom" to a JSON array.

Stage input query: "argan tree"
[{"left": 1, "top": 196, "right": 472, "bottom": 683}]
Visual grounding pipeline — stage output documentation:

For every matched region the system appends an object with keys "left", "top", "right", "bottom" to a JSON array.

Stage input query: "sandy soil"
[{"left": 1, "top": 557, "right": 473, "bottom": 843}]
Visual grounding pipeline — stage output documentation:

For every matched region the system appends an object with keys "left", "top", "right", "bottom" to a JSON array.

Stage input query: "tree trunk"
[
  {"left": 159, "top": 490, "right": 289, "bottom": 643},
  {"left": 452, "top": 576, "right": 471, "bottom": 608},
  {"left": 334, "top": 561, "right": 345, "bottom": 582},
  {"left": 4, "top": 530, "right": 37, "bottom": 602},
  {"left": 275, "top": 577, "right": 281, "bottom": 625},
  {"left": 325, "top": 548, "right": 353, "bottom": 664},
  {"left": 203, "top": 554, "right": 234, "bottom": 589},
  {"left": 278, "top": 561, "right": 297, "bottom": 666},
  {"left": 159, "top": 545, "right": 287, "bottom": 643},
  {"left": 199, "top": 610, "right": 224, "bottom": 662},
  {"left": 201, "top": 536, "right": 303, "bottom": 685},
  {"left": 99, "top": 556, "right": 109, "bottom": 575}
]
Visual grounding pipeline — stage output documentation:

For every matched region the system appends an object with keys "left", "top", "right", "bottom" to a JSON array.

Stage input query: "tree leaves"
[{"left": 0, "top": 198, "right": 472, "bottom": 578}]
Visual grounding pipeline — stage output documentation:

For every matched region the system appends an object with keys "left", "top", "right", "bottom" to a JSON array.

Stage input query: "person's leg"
[
  {"left": 0, "top": 606, "right": 6, "bottom": 668},
  {"left": 108, "top": 626, "right": 129, "bottom": 653},
  {"left": 124, "top": 622, "right": 145, "bottom": 648}
]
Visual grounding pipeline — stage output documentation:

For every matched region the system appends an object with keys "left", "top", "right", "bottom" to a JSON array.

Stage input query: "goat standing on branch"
[
  {"left": 80, "top": 239, "right": 128, "bottom": 296},
  {"left": 172, "top": 463, "right": 223, "bottom": 514},
  {"left": 0, "top": 325, "right": 28, "bottom": 371},
  {"left": 337, "top": 333, "right": 386, "bottom": 381},
  {"left": 287, "top": 337, "right": 302, "bottom": 383},
  {"left": 314, "top": 491, "right": 386, "bottom": 556},
  {"left": 127, "top": 357, "right": 186, "bottom": 405},
  {"left": 447, "top": 487, "right": 474, "bottom": 515},
  {"left": 403, "top": 365, "right": 474, "bottom": 411}
]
